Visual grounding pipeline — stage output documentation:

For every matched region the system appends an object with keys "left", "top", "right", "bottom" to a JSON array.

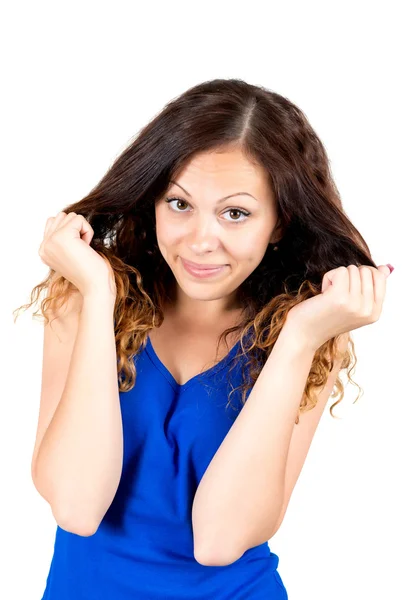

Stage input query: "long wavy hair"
[{"left": 14, "top": 78, "right": 373, "bottom": 424}]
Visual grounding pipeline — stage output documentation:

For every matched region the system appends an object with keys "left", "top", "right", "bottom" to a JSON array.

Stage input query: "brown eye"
[
  {"left": 165, "top": 196, "right": 251, "bottom": 224},
  {"left": 228, "top": 209, "right": 242, "bottom": 220},
  {"left": 222, "top": 208, "right": 251, "bottom": 223},
  {"left": 165, "top": 197, "right": 190, "bottom": 211}
]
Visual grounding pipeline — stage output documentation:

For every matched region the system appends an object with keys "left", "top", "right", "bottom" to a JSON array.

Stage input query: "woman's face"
[{"left": 154, "top": 147, "right": 280, "bottom": 318}]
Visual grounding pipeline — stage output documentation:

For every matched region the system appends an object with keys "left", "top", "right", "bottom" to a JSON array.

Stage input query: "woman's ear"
[
  {"left": 269, "top": 228, "right": 283, "bottom": 245},
  {"left": 269, "top": 218, "right": 284, "bottom": 245}
]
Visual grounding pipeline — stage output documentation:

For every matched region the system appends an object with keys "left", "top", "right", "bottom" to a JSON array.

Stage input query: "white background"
[{"left": 1, "top": 1, "right": 403, "bottom": 599}]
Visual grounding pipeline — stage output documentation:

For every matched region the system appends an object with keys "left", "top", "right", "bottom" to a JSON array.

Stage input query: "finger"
[
  {"left": 53, "top": 211, "right": 77, "bottom": 234},
  {"left": 359, "top": 266, "right": 374, "bottom": 313},
  {"left": 377, "top": 265, "right": 392, "bottom": 278},
  {"left": 57, "top": 212, "right": 93, "bottom": 245},
  {"left": 43, "top": 217, "right": 54, "bottom": 238},
  {"left": 76, "top": 214, "right": 93, "bottom": 245},
  {"left": 323, "top": 266, "right": 349, "bottom": 294},
  {"left": 373, "top": 267, "right": 387, "bottom": 311},
  {"left": 46, "top": 212, "right": 67, "bottom": 237},
  {"left": 347, "top": 264, "right": 361, "bottom": 299}
]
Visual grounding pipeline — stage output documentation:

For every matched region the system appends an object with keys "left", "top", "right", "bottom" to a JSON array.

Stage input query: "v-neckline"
[{"left": 144, "top": 334, "right": 241, "bottom": 392}]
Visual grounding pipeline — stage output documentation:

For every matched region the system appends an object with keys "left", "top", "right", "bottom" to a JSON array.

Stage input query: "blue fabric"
[{"left": 41, "top": 334, "right": 288, "bottom": 599}]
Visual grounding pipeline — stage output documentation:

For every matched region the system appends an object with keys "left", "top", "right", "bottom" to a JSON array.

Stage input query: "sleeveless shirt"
[{"left": 41, "top": 333, "right": 288, "bottom": 599}]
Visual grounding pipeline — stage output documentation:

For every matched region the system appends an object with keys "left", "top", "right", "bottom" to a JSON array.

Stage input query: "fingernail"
[{"left": 387, "top": 264, "right": 395, "bottom": 273}]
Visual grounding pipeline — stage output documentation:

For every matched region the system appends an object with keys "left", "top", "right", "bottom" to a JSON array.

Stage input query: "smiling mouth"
[
  {"left": 181, "top": 257, "right": 229, "bottom": 270},
  {"left": 180, "top": 257, "right": 229, "bottom": 278}
]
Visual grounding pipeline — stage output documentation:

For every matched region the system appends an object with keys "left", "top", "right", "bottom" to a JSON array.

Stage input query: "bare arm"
[
  {"left": 265, "top": 332, "right": 348, "bottom": 539},
  {"left": 192, "top": 319, "right": 344, "bottom": 565},
  {"left": 32, "top": 290, "right": 122, "bottom": 536}
]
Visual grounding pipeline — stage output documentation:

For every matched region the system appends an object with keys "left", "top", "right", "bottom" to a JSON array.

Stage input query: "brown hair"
[{"left": 14, "top": 78, "right": 372, "bottom": 423}]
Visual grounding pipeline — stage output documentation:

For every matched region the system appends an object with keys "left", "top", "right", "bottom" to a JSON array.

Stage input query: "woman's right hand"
[{"left": 38, "top": 211, "right": 117, "bottom": 299}]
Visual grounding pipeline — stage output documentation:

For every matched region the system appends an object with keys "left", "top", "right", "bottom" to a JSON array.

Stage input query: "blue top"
[{"left": 41, "top": 333, "right": 288, "bottom": 599}]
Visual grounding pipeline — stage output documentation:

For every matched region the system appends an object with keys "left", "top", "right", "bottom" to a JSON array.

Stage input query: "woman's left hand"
[{"left": 286, "top": 264, "right": 393, "bottom": 352}]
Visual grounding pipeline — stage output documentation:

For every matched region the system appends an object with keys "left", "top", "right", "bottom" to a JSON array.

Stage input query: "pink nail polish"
[{"left": 387, "top": 264, "right": 395, "bottom": 273}]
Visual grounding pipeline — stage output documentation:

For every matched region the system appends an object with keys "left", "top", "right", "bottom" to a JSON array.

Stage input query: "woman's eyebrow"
[{"left": 169, "top": 180, "right": 258, "bottom": 203}]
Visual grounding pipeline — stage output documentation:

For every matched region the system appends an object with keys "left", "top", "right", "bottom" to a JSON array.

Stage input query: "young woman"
[{"left": 16, "top": 78, "right": 393, "bottom": 599}]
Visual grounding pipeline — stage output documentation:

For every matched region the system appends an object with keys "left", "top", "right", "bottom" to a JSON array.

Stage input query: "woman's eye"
[
  {"left": 165, "top": 197, "right": 190, "bottom": 212},
  {"left": 164, "top": 197, "right": 250, "bottom": 223}
]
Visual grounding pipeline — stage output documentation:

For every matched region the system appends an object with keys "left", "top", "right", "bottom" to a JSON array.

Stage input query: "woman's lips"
[{"left": 180, "top": 257, "right": 228, "bottom": 279}]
